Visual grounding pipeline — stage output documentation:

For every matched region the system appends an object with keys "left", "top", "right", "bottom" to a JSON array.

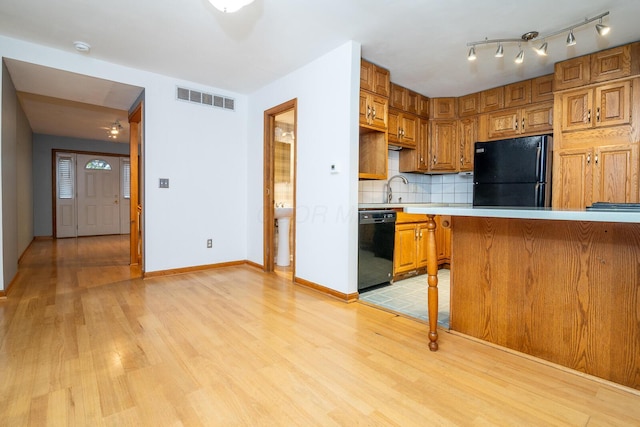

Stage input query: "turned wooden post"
[{"left": 426, "top": 214, "right": 439, "bottom": 351}]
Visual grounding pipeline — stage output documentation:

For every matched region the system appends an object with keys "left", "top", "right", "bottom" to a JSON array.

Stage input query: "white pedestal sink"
[{"left": 275, "top": 207, "right": 293, "bottom": 266}]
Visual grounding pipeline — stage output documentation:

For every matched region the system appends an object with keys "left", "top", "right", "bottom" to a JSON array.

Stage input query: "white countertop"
[{"left": 402, "top": 204, "right": 640, "bottom": 223}]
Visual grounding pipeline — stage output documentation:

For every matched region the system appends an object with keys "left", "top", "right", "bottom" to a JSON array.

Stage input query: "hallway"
[{"left": 1, "top": 236, "right": 639, "bottom": 425}]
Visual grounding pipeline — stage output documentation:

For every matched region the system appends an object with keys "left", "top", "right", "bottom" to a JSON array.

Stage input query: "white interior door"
[{"left": 76, "top": 154, "right": 121, "bottom": 236}]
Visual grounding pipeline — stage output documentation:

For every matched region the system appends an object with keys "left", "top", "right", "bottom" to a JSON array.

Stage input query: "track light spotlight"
[
  {"left": 566, "top": 29, "right": 576, "bottom": 46},
  {"left": 515, "top": 44, "right": 524, "bottom": 64},
  {"left": 495, "top": 43, "right": 504, "bottom": 58},
  {"left": 468, "top": 46, "right": 477, "bottom": 61},
  {"left": 596, "top": 18, "right": 610, "bottom": 36},
  {"left": 535, "top": 41, "right": 548, "bottom": 56}
]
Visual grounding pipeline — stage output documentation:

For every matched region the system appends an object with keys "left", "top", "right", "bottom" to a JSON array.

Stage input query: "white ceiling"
[{"left": 1, "top": 0, "right": 640, "bottom": 141}]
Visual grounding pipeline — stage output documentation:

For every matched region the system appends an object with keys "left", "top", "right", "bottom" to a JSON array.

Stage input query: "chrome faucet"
[{"left": 385, "top": 174, "right": 408, "bottom": 203}]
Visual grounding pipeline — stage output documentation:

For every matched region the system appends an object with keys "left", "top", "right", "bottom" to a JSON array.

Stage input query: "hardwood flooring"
[{"left": 1, "top": 235, "right": 639, "bottom": 426}]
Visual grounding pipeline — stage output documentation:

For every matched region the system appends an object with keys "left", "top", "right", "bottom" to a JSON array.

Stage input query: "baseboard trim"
[
  {"left": 294, "top": 276, "right": 358, "bottom": 303},
  {"left": 144, "top": 260, "right": 246, "bottom": 278}
]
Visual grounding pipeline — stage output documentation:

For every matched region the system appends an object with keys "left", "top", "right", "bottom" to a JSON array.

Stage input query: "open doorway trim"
[{"left": 263, "top": 99, "right": 297, "bottom": 273}]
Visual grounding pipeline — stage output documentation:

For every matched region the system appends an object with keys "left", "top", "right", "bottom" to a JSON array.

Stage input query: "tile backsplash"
[{"left": 358, "top": 151, "right": 474, "bottom": 204}]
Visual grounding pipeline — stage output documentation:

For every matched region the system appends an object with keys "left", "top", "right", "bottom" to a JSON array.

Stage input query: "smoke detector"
[{"left": 73, "top": 41, "right": 91, "bottom": 53}]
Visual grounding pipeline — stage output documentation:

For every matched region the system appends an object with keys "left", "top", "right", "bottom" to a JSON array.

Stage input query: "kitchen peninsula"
[{"left": 403, "top": 204, "right": 640, "bottom": 390}]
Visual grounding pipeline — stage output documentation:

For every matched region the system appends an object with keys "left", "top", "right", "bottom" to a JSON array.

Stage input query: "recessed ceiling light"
[{"left": 73, "top": 41, "right": 91, "bottom": 53}]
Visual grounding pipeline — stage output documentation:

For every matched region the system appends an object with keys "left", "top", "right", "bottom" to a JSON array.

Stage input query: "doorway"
[{"left": 263, "top": 99, "right": 297, "bottom": 279}]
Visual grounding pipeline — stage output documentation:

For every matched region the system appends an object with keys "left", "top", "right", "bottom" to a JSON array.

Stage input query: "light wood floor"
[{"left": 1, "top": 236, "right": 639, "bottom": 426}]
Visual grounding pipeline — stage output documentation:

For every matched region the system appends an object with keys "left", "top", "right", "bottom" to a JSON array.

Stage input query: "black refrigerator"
[{"left": 473, "top": 135, "right": 553, "bottom": 207}]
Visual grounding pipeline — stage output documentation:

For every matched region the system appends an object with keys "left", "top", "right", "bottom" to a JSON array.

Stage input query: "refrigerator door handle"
[{"left": 535, "top": 145, "right": 542, "bottom": 180}]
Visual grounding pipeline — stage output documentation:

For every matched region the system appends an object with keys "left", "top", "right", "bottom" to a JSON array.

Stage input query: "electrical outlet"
[{"left": 207, "top": 239, "right": 212, "bottom": 248}]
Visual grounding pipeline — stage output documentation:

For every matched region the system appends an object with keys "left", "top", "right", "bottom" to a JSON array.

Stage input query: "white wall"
[
  {"left": 0, "top": 35, "right": 248, "bottom": 275},
  {"left": 247, "top": 41, "right": 361, "bottom": 295}
]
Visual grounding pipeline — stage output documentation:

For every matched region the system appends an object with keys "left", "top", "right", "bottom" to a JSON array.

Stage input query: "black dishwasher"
[{"left": 358, "top": 210, "right": 396, "bottom": 291}]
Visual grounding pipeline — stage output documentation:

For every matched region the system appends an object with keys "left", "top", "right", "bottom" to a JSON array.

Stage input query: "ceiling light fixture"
[
  {"left": 515, "top": 43, "right": 524, "bottom": 64},
  {"left": 467, "top": 46, "right": 477, "bottom": 61},
  {"left": 465, "top": 11, "right": 609, "bottom": 62},
  {"left": 208, "top": 0, "right": 254, "bottom": 13},
  {"left": 596, "top": 18, "right": 610, "bottom": 36},
  {"left": 73, "top": 41, "right": 91, "bottom": 53},
  {"left": 107, "top": 120, "right": 123, "bottom": 139}
]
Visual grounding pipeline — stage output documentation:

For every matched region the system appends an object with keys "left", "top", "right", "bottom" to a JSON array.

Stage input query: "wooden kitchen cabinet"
[
  {"left": 458, "top": 116, "right": 477, "bottom": 172},
  {"left": 429, "top": 120, "right": 458, "bottom": 171},
  {"left": 388, "top": 109, "right": 417, "bottom": 148},
  {"left": 554, "top": 55, "right": 591, "bottom": 91},
  {"left": 480, "top": 87, "right": 504, "bottom": 112},
  {"left": 430, "top": 97, "right": 457, "bottom": 119},
  {"left": 417, "top": 94, "right": 430, "bottom": 118},
  {"left": 360, "top": 59, "right": 390, "bottom": 97},
  {"left": 359, "top": 128, "right": 388, "bottom": 180},
  {"left": 486, "top": 102, "right": 553, "bottom": 140},
  {"left": 458, "top": 92, "right": 480, "bottom": 117},
  {"left": 399, "top": 118, "right": 430, "bottom": 173},
  {"left": 552, "top": 144, "right": 639, "bottom": 209},
  {"left": 504, "top": 80, "right": 531, "bottom": 108},
  {"left": 390, "top": 83, "right": 419, "bottom": 115},
  {"left": 531, "top": 74, "right": 554, "bottom": 103},
  {"left": 359, "top": 90, "right": 389, "bottom": 131},
  {"left": 394, "top": 214, "right": 451, "bottom": 279},
  {"left": 558, "top": 81, "right": 630, "bottom": 132}
]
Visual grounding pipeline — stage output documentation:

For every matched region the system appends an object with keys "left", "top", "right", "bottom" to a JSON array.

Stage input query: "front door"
[{"left": 76, "top": 154, "right": 121, "bottom": 236}]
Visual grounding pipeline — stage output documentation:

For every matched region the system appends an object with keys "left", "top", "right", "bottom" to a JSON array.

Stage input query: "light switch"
[
  {"left": 159, "top": 178, "right": 169, "bottom": 188},
  {"left": 330, "top": 163, "right": 339, "bottom": 174}
]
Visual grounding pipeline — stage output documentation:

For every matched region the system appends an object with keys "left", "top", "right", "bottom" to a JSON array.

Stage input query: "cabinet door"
[
  {"left": 521, "top": 102, "right": 553, "bottom": 135},
  {"left": 405, "top": 90, "right": 420, "bottom": 115},
  {"left": 394, "top": 224, "right": 418, "bottom": 274},
  {"left": 387, "top": 109, "right": 400, "bottom": 142},
  {"left": 592, "top": 144, "right": 638, "bottom": 204},
  {"left": 373, "top": 65, "right": 391, "bottom": 97},
  {"left": 560, "top": 88, "right": 593, "bottom": 132},
  {"left": 595, "top": 81, "right": 631, "bottom": 128},
  {"left": 531, "top": 74, "right": 554, "bottom": 103},
  {"left": 480, "top": 87, "right": 504, "bottom": 112},
  {"left": 554, "top": 55, "right": 591, "bottom": 91},
  {"left": 591, "top": 45, "right": 631, "bottom": 83},
  {"left": 504, "top": 80, "right": 531, "bottom": 108},
  {"left": 400, "top": 114, "right": 417, "bottom": 147},
  {"left": 458, "top": 117, "right": 477, "bottom": 172},
  {"left": 416, "top": 222, "right": 430, "bottom": 269},
  {"left": 390, "top": 83, "right": 406, "bottom": 110},
  {"left": 487, "top": 108, "right": 519, "bottom": 139},
  {"left": 358, "top": 91, "right": 370, "bottom": 127},
  {"left": 360, "top": 60, "right": 375, "bottom": 93},
  {"left": 417, "top": 95, "right": 430, "bottom": 118},
  {"left": 429, "top": 120, "right": 458, "bottom": 171},
  {"left": 430, "top": 98, "right": 457, "bottom": 119},
  {"left": 435, "top": 216, "right": 451, "bottom": 264},
  {"left": 458, "top": 93, "right": 480, "bottom": 117},
  {"left": 369, "top": 94, "right": 388, "bottom": 130},
  {"left": 552, "top": 149, "right": 593, "bottom": 209}
]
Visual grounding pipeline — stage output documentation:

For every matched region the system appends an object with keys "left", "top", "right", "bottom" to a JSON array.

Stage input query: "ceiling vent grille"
[{"left": 176, "top": 86, "right": 235, "bottom": 111}]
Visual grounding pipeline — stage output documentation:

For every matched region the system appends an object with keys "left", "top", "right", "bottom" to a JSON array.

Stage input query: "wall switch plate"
[
  {"left": 159, "top": 178, "right": 169, "bottom": 188},
  {"left": 207, "top": 239, "right": 212, "bottom": 248},
  {"left": 330, "top": 163, "right": 339, "bottom": 174}
]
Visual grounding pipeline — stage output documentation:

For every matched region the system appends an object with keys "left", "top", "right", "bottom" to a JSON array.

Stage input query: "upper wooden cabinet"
[
  {"left": 531, "top": 74, "right": 554, "bottom": 103},
  {"left": 458, "top": 92, "right": 480, "bottom": 117},
  {"left": 430, "top": 97, "right": 457, "bottom": 119},
  {"left": 504, "top": 80, "right": 531, "bottom": 108},
  {"left": 399, "top": 118, "right": 430, "bottom": 173},
  {"left": 417, "top": 94, "right": 430, "bottom": 118},
  {"left": 429, "top": 120, "right": 458, "bottom": 171},
  {"left": 558, "top": 80, "right": 631, "bottom": 132},
  {"left": 359, "top": 91, "right": 388, "bottom": 131},
  {"left": 388, "top": 109, "right": 417, "bottom": 148},
  {"left": 486, "top": 102, "right": 553, "bottom": 140},
  {"left": 480, "top": 87, "right": 504, "bottom": 112},
  {"left": 555, "top": 43, "right": 640, "bottom": 91},
  {"left": 360, "top": 59, "right": 390, "bottom": 97},
  {"left": 390, "top": 83, "right": 420, "bottom": 115}
]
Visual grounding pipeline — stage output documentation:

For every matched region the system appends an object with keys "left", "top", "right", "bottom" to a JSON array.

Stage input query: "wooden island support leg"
[{"left": 426, "top": 214, "right": 438, "bottom": 351}]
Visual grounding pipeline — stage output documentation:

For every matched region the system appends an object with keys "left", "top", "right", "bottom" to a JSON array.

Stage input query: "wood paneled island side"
[{"left": 405, "top": 206, "right": 640, "bottom": 390}]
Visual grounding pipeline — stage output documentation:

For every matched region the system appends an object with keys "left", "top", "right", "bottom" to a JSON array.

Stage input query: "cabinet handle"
[
  {"left": 595, "top": 154, "right": 598, "bottom": 165},
  {"left": 596, "top": 107, "right": 600, "bottom": 122},
  {"left": 587, "top": 109, "right": 591, "bottom": 123},
  {"left": 432, "top": 155, "right": 437, "bottom": 165},
  {"left": 514, "top": 119, "right": 518, "bottom": 130},
  {"left": 460, "top": 156, "right": 464, "bottom": 166},
  {"left": 587, "top": 152, "right": 591, "bottom": 165},
  {"left": 522, "top": 118, "right": 525, "bottom": 131},
  {"left": 372, "top": 107, "right": 376, "bottom": 119},
  {"left": 419, "top": 230, "right": 423, "bottom": 238}
]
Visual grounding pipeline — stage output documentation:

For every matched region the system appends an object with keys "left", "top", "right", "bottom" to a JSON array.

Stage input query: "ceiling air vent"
[{"left": 176, "top": 86, "right": 235, "bottom": 112}]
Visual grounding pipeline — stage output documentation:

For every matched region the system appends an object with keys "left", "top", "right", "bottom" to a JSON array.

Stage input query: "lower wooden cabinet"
[
  {"left": 393, "top": 214, "right": 451, "bottom": 279},
  {"left": 552, "top": 144, "right": 639, "bottom": 209}
]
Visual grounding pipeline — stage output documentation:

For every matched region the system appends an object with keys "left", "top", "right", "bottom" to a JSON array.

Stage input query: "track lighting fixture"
[
  {"left": 467, "top": 46, "right": 477, "bottom": 61},
  {"left": 515, "top": 44, "right": 524, "bottom": 64},
  {"left": 535, "top": 41, "right": 548, "bottom": 56},
  {"left": 465, "top": 11, "right": 609, "bottom": 63}
]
